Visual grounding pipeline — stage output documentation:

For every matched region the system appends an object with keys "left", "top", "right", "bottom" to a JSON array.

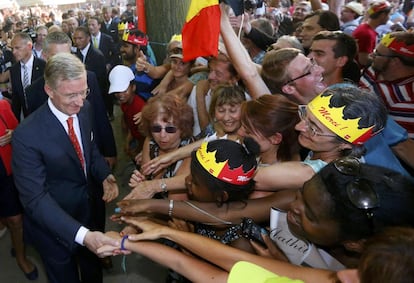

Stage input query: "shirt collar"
[
  {"left": 48, "top": 97, "right": 78, "bottom": 125},
  {"left": 21, "top": 54, "right": 34, "bottom": 69}
]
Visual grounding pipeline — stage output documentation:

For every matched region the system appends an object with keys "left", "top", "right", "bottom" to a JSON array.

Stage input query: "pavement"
[{"left": 0, "top": 105, "right": 168, "bottom": 282}]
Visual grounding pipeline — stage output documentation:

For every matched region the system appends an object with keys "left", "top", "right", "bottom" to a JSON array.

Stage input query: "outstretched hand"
[
  {"left": 84, "top": 231, "right": 121, "bottom": 257},
  {"left": 102, "top": 174, "right": 119, "bottom": 202},
  {"left": 120, "top": 216, "right": 168, "bottom": 242}
]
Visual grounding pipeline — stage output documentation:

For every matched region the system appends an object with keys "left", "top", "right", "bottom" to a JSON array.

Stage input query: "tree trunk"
[{"left": 143, "top": 0, "right": 191, "bottom": 64}]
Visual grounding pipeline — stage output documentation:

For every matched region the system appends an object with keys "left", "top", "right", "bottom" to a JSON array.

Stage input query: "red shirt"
[
  {"left": 0, "top": 100, "right": 18, "bottom": 175},
  {"left": 120, "top": 95, "right": 146, "bottom": 141}
]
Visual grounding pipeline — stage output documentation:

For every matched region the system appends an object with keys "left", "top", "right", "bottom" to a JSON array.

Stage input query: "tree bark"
[{"left": 143, "top": 0, "right": 191, "bottom": 64}]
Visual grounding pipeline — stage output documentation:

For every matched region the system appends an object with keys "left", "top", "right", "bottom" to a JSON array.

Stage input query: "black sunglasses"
[
  {"left": 151, "top": 125, "right": 177, "bottom": 134},
  {"left": 333, "top": 157, "right": 380, "bottom": 220}
]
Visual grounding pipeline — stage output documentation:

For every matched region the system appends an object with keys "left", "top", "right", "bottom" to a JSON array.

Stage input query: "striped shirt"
[{"left": 360, "top": 67, "right": 414, "bottom": 139}]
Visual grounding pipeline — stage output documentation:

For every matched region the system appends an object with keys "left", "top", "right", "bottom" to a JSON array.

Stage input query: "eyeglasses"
[
  {"left": 151, "top": 125, "right": 177, "bottom": 134},
  {"left": 56, "top": 88, "right": 90, "bottom": 100},
  {"left": 333, "top": 157, "right": 379, "bottom": 221},
  {"left": 371, "top": 49, "right": 397, "bottom": 58},
  {"left": 297, "top": 105, "right": 337, "bottom": 138},
  {"left": 284, "top": 58, "right": 317, "bottom": 85}
]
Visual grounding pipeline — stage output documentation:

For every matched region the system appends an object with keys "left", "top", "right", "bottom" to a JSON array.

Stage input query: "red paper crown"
[
  {"left": 122, "top": 30, "right": 148, "bottom": 46},
  {"left": 381, "top": 33, "right": 414, "bottom": 58},
  {"left": 195, "top": 141, "right": 256, "bottom": 186}
]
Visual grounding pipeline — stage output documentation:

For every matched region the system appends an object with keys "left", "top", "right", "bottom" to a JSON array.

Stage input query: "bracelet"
[
  {"left": 120, "top": 235, "right": 129, "bottom": 251},
  {"left": 168, "top": 199, "right": 174, "bottom": 217},
  {"left": 160, "top": 178, "right": 167, "bottom": 194}
]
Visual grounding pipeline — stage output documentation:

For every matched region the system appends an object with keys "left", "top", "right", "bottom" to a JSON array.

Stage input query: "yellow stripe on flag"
[{"left": 186, "top": 0, "right": 219, "bottom": 22}]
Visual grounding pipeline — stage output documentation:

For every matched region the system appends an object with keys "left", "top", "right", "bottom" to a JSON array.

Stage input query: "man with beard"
[
  {"left": 360, "top": 31, "right": 414, "bottom": 173},
  {"left": 119, "top": 29, "right": 158, "bottom": 101}
]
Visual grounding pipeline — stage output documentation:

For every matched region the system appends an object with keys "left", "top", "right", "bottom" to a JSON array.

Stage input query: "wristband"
[
  {"left": 120, "top": 235, "right": 129, "bottom": 251},
  {"left": 160, "top": 178, "right": 167, "bottom": 194},
  {"left": 168, "top": 199, "right": 174, "bottom": 217}
]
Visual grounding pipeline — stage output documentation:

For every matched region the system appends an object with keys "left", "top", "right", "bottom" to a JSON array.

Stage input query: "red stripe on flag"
[{"left": 182, "top": 5, "right": 220, "bottom": 62}]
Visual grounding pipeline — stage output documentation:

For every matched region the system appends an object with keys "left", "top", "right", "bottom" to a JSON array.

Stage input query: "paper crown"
[
  {"left": 308, "top": 92, "right": 375, "bottom": 145},
  {"left": 169, "top": 34, "right": 182, "bottom": 43},
  {"left": 118, "top": 21, "right": 135, "bottom": 31},
  {"left": 122, "top": 30, "right": 148, "bottom": 46},
  {"left": 367, "top": 0, "right": 391, "bottom": 15},
  {"left": 380, "top": 33, "right": 414, "bottom": 58},
  {"left": 195, "top": 141, "right": 256, "bottom": 186}
]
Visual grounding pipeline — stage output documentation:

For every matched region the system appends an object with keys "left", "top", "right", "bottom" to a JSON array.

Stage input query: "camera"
[{"left": 241, "top": 218, "right": 268, "bottom": 247}]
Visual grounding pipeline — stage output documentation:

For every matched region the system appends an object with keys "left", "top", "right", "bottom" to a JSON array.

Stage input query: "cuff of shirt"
[{"left": 75, "top": 226, "right": 89, "bottom": 246}]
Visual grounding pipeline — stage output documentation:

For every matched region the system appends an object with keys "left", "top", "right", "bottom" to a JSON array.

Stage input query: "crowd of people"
[{"left": 0, "top": 0, "right": 414, "bottom": 283}]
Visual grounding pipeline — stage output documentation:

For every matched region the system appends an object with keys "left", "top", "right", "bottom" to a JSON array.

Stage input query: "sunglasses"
[
  {"left": 333, "top": 157, "right": 379, "bottom": 221},
  {"left": 151, "top": 125, "right": 177, "bottom": 134}
]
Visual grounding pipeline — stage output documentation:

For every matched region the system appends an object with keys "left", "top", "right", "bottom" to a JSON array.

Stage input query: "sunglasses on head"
[
  {"left": 333, "top": 157, "right": 379, "bottom": 221},
  {"left": 151, "top": 125, "right": 177, "bottom": 133}
]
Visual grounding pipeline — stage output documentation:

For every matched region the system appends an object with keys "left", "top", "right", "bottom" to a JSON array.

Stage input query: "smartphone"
[{"left": 241, "top": 218, "right": 268, "bottom": 247}]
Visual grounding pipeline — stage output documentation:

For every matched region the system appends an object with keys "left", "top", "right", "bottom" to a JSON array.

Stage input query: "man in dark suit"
[
  {"left": 9, "top": 32, "right": 45, "bottom": 120},
  {"left": 101, "top": 6, "right": 119, "bottom": 43},
  {"left": 73, "top": 26, "right": 112, "bottom": 119},
  {"left": 26, "top": 31, "right": 117, "bottom": 168},
  {"left": 12, "top": 53, "right": 120, "bottom": 283},
  {"left": 88, "top": 17, "right": 121, "bottom": 119}
]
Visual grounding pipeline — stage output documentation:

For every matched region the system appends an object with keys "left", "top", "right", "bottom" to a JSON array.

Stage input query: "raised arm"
[{"left": 219, "top": 3, "right": 270, "bottom": 98}]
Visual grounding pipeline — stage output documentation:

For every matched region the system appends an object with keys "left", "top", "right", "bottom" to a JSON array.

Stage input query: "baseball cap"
[
  {"left": 108, "top": 65, "right": 134, "bottom": 94},
  {"left": 344, "top": 1, "right": 364, "bottom": 16},
  {"left": 228, "top": 261, "right": 304, "bottom": 283},
  {"left": 367, "top": 0, "right": 391, "bottom": 16}
]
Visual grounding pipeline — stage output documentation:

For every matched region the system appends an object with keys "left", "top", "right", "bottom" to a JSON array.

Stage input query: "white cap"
[
  {"left": 344, "top": 1, "right": 364, "bottom": 16},
  {"left": 108, "top": 65, "right": 135, "bottom": 94}
]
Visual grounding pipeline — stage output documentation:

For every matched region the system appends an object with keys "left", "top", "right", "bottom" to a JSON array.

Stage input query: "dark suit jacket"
[
  {"left": 100, "top": 20, "right": 119, "bottom": 43},
  {"left": 10, "top": 56, "right": 45, "bottom": 120},
  {"left": 76, "top": 47, "right": 108, "bottom": 96},
  {"left": 12, "top": 101, "right": 111, "bottom": 253},
  {"left": 25, "top": 71, "right": 116, "bottom": 158},
  {"left": 92, "top": 32, "right": 121, "bottom": 68}
]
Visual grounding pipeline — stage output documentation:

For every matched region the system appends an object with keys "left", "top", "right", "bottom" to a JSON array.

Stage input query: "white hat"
[
  {"left": 108, "top": 65, "right": 134, "bottom": 94},
  {"left": 344, "top": 1, "right": 364, "bottom": 16}
]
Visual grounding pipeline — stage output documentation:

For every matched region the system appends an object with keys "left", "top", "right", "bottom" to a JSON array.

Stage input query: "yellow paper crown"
[
  {"left": 308, "top": 93, "right": 375, "bottom": 145},
  {"left": 195, "top": 141, "right": 255, "bottom": 186},
  {"left": 170, "top": 34, "right": 182, "bottom": 43},
  {"left": 118, "top": 21, "right": 135, "bottom": 31}
]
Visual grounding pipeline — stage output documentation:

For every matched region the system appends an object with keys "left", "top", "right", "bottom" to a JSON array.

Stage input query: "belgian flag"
[{"left": 182, "top": 0, "right": 220, "bottom": 62}]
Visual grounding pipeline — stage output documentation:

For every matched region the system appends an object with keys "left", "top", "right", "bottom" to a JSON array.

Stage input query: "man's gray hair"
[
  {"left": 43, "top": 31, "right": 72, "bottom": 53},
  {"left": 44, "top": 53, "right": 85, "bottom": 90}
]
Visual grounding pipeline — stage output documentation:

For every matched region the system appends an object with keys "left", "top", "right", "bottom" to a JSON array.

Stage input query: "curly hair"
[{"left": 140, "top": 94, "right": 194, "bottom": 139}]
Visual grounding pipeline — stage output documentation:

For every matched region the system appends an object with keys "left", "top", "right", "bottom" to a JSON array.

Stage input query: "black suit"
[
  {"left": 9, "top": 56, "right": 45, "bottom": 120},
  {"left": 93, "top": 32, "right": 121, "bottom": 68},
  {"left": 12, "top": 101, "right": 110, "bottom": 283},
  {"left": 91, "top": 34, "right": 121, "bottom": 117},
  {"left": 100, "top": 20, "right": 119, "bottom": 43},
  {"left": 25, "top": 71, "right": 117, "bottom": 158},
  {"left": 25, "top": 71, "right": 117, "bottom": 233},
  {"left": 76, "top": 46, "right": 111, "bottom": 116}
]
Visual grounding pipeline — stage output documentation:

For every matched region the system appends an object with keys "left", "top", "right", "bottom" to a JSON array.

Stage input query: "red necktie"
[{"left": 67, "top": 117, "right": 85, "bottom": 169}]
